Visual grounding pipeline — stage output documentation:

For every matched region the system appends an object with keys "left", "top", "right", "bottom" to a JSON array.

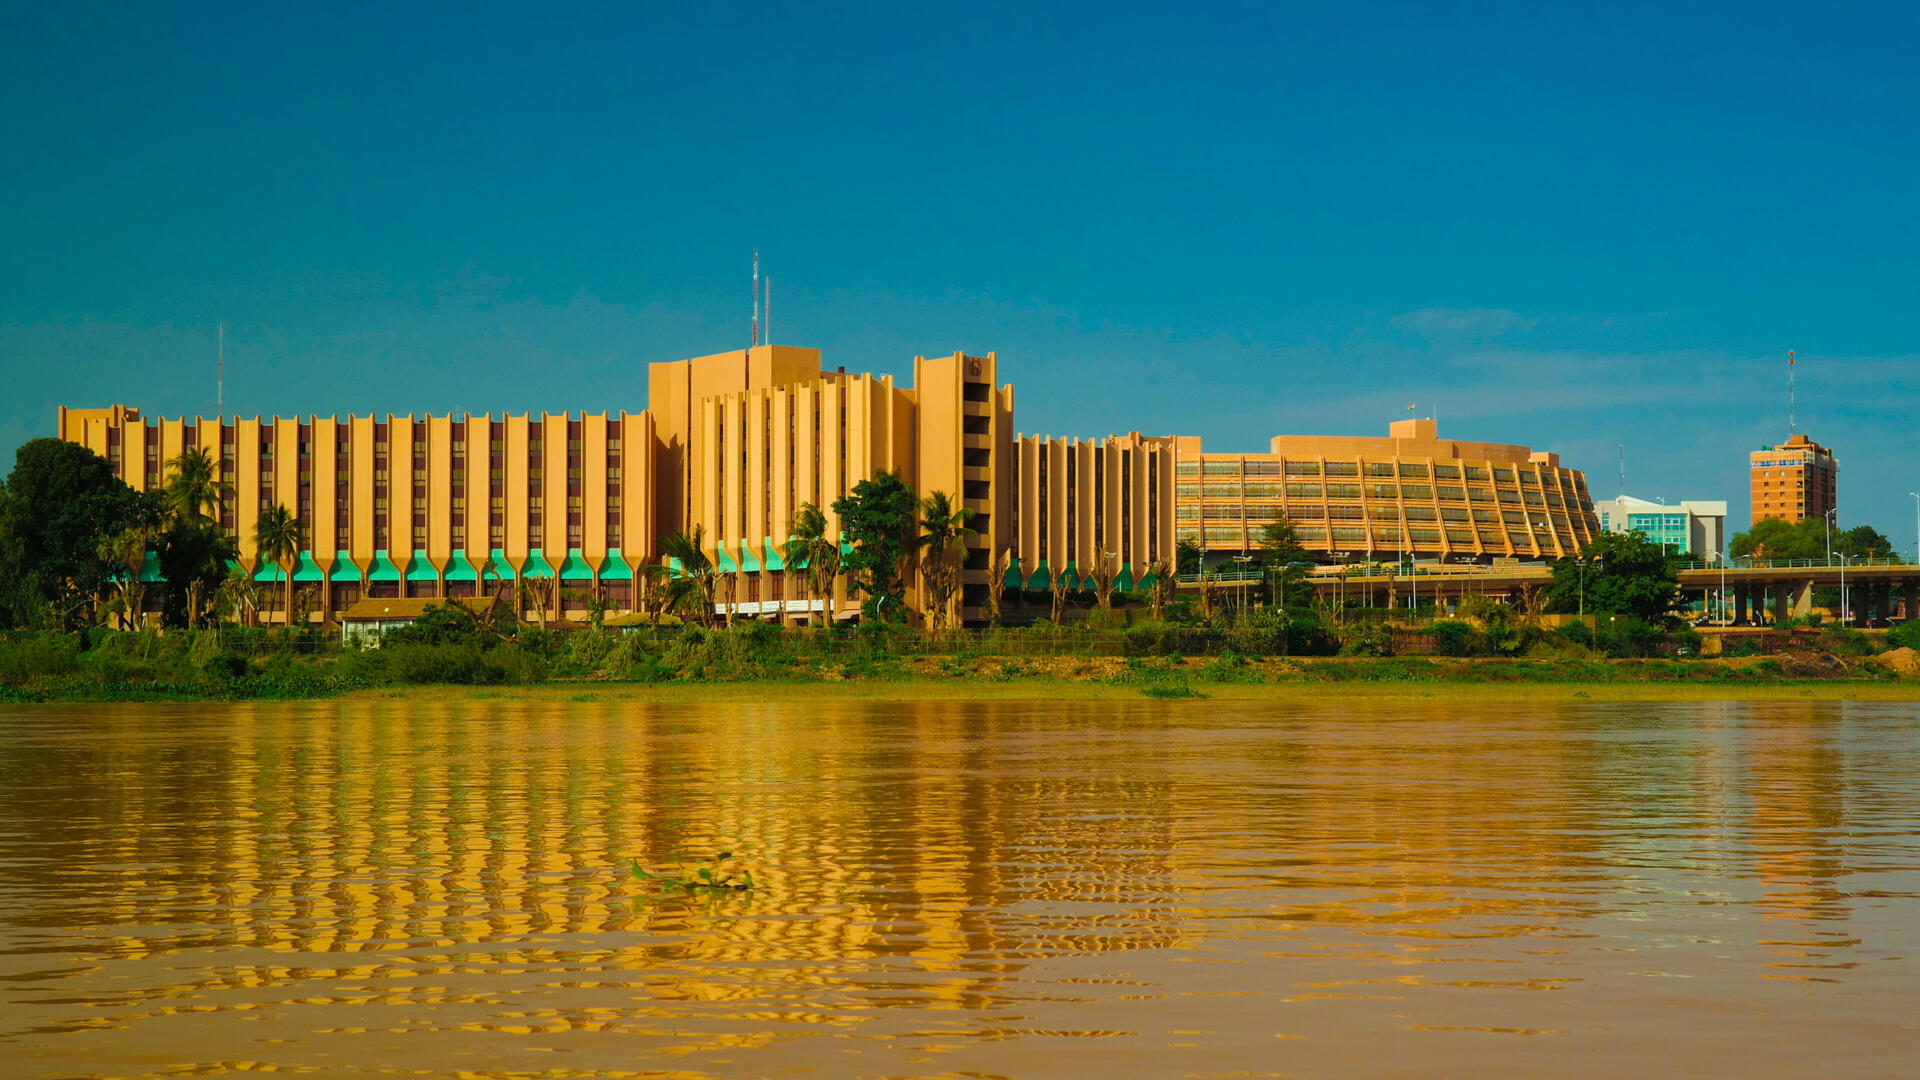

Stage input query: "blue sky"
[{"left": 4, "top": 1, "right": 1916, "bottom": 551}]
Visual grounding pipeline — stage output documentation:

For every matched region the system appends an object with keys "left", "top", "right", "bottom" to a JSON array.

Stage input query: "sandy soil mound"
[{"left": 1878, "top": 646, "right": 1920, "bottom": 679}]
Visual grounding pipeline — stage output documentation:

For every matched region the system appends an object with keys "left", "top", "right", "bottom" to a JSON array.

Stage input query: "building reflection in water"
[{"left": 0, "top": 697, "right": 1915, "bottom": 1078}]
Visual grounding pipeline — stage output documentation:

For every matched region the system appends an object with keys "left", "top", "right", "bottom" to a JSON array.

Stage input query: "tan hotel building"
[{"left": 59, "top": 349, "right": 1596, "bottom": 624}]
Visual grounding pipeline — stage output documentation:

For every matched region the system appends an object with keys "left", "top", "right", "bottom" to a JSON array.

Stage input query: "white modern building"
[{"left": 1591, "top": 495, "right": 1727, "bottom": 560}]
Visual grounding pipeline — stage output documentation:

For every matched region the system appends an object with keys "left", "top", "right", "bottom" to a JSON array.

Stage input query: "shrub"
[
  {"left": 1885, "top": 621, "right": 1920, "bottom": 652},
  {"left": 382, "top": 643, "right": 506, "bottom": 685},
  {"left": 0, "top": 633, "right": 84, "bottom": 684},
  {"left": 1430, "top": 620, "right": 1476, "bottom": 657},
  {"left": 203, "top": 651, "right": 250, "bottom": 680}
]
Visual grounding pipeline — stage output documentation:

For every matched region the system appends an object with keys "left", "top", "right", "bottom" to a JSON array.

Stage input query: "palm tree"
[
  {"left": 97, "top": 525, "right": 150, "bottom": 629},
  {"left": 163, "top": 447, "right": 232, "bottom": 526},
  {"left": 635, "top": 562, "right": 671, "bottom": 629},
  {"left": 215, "top": 561, "right": 262, "bottom": 627},
  {"left": 916, "top": 491, "right": 977, "bottom": 630},
  {"left": 1146, "top": 559, "right": 1173, "bottom": 621},
  {"left": 783, "top": 503, "right": 841, "bottom": 628},
  {"left": 253, "top": 502, "right": 302, "bottom": 625},
  {"left": 659, "top": 527, "right": 718, "bottom": 627},
  {"left": 1089, "top": 551, "right": 1119, "bottom": 611},
  {"left": 987, "top": 549, "right": 1012, "bottom": 627},
  {"left": 1048, "top": 569, "right": 1071, "bottom": 626}
]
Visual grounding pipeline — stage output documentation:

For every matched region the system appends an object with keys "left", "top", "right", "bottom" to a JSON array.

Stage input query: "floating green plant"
[{"left": 630, "top": 851, "right": 755, "bottom": 892}]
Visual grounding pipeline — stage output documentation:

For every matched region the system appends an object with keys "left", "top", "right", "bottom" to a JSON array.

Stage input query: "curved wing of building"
[{"left": 1174, "top": 418, "right": 1601, "bottom": 565}]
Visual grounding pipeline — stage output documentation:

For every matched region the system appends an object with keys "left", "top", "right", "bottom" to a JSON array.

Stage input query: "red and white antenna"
[
  {"left": 1788, "top": 349, "right": 1796, "bottom": 434},
  {"left": 752, "top": 250, "right": 760, "bottom": 348},
  {"left": 765, "top": 276, "right": 771, "bottom": 347}
]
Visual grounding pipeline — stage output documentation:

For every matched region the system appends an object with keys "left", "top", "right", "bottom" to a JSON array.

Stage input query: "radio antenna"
[
  {"left": 217, "top": 322, "right": 225, "bottom": 416},
  {"left": 751, "top": 250, "right": 760, "bottom": 348}
]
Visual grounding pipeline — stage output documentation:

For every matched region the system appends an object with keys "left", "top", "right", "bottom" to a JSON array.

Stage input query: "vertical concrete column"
[
  {"left": 1731, "top": 585, "right": 1747, "bottom": 626},
  {"left": 1853, "top": 584, "right": 1871, "bottom": 628},
  {"left": 1772, "top": 584, "right": 1789, "bottom": 627},
  {"left": 1791, "top": 580, "right": 1813, "bottom": 618},
  {"left": 1905, "top": 577, "right": 1920, "bottom": 622},
  {"left": 1876, "top": 580, "right": 1894, "bottom": 627}
]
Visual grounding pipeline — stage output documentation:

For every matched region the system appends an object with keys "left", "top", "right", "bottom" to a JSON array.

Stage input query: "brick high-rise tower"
[{"left": 1749, "top": 433, "right": 1837, "bottom": 525}]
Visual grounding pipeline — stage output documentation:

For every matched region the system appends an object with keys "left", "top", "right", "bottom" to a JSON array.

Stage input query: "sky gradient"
[{"left": 4, "top": 1, "right": 1916, "bottom": 552}]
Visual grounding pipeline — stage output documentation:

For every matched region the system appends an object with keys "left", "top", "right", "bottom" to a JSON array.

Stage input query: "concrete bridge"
[{"left": 1178, "top": 559, "right": 1920, "bottom": 626}]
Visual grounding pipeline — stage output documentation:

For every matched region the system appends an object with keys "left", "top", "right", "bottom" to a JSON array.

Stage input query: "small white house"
[{"left": 339, "top": 598, "right": 438, "bottom": 646}]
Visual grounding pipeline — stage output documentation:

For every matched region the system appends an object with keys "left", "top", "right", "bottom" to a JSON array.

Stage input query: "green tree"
[
  {"left": 155, "top": 516, "right": 237, "bottom": 627},
  {"left": 161, "top": 446, "right": 232, "bottom": 525},
  {"left": 658, "top": 527, "right": 718, "bottom": 627},
  {"left": 1731, "top": 516, "right": 1896, "bottom": 564},
  {"left": 253, "top": 502, "right": 303, "bottom": 625},
  {"left": 1836, "top": 524, "right": 1894, "bottom": 560},
  {"left": 1545, "top": 530, "right": 1682, "bottom": 626},
  {"left": 0, "top": 438, "right": 152, "bottom": 628},
  {"left": 916, "top": 490, "right": 977, "bottom": 629},
  {"left": 782, "top": 502, "right": 841, "bottom": 625},
  {"left": 832, "top": 470, "right": 918, "bottom": 622},
  {"left": 95, "top": 494, "right": 165, "bottom": 630},
  {"left": 1257, "top": 517, "right": 1314, "bottom": 614},
  {"left": 1175, "top": 538, "right": 1202, "bottom": 577}
]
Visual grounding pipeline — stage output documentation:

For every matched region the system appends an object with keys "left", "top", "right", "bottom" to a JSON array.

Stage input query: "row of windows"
[
  {"left": 1174, "top": 482, "right": 1567, "bottom": 507},
  {"left": 1177, "top": 525, "right": 1575, "bottom": 548},
  {"left": 1177, "top": 459, "right": 1581, "bottom": 485}
]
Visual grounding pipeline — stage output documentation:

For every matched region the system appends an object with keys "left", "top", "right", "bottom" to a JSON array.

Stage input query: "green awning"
[
  {"left": 1026, "top": 559, "right": 1050, "bottom": 589},
  {"left": 1060, "top": 561, "right": 1080, "bottom": 589},
  {"left": 763, "top": 537, "right": 786, "bottom": 572},
  {"left": 1004, "top": 555, "right": 1024, "bottom": 589},
  {"left": 716, "top": 543, "right": 739, "bottom": 573},
  {"left": 330, "top": 551, "right": 359, "bottom": 581},
  {"left": 740, "top": 542, "right": 763, "bottom": 572},
  {"left": 1138, "top": 569, "right": 1158, "bottom": 588},
  {"left": 557, "top": 549, "right": 594, "bottom": 579},
  {"left": 1115, "top": 563, "right": 1134, "bottom": 591},
  {"left": 598, "top": 548, "right": 633, "bottom": 581},
  {"left": 522, "top": 549, "right": 554, "bottom": 579},
  {"left": 404, "top": 550, "right": 438, "bottom": 583},
  {"left": 667, "top": 555, "right": 684, "bottom": 575},
  {"left": 367, "top": 551, "right": 402, "bottom": 582},
  {"left": 444, "top": 550, "right": 478, "bottom": 581},
  {"left": 139, "top": 551, "right": 164, "bottom": 583}
]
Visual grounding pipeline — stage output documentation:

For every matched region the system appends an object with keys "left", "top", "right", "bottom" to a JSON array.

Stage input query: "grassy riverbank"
[
  {"left": 347, "top": 675, "right": 1920, "bottom": 705},
  {"left": 4, "top": 624, "right": 1918, "bottom": 704}
]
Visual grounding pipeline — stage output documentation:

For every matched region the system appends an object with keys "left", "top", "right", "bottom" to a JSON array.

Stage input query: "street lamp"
[
  {"left": 1398, "top": 500, "right": 1418, "bottom": 618},
  {"left": 1331, "top": 551, "right": 1348, "bottom": 624},
  {"left": 1909, "top": 492, "right": 1920, "bottom": 566},
  {"left": 1839, "top": 552, "right": 1851, "bottom": 626}
]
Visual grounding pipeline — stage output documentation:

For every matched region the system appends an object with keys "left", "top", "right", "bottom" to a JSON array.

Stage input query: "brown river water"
[{"left": 1, "top": 698, "right": 1916, "bottom": 1079}]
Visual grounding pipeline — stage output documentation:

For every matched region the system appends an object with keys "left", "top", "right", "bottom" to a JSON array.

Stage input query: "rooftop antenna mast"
[
  {"left": 1788, "top": 349, "right": 1796, "bottom": 433},
  {"left": 752, "top": 250, "right": 760, "bottom": 348},
  {"left": 765, "top": 275, "right": 771, "bottom": 347},
  {"left": 217, "top": 322, "right": 225, "bottom": 417}
]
